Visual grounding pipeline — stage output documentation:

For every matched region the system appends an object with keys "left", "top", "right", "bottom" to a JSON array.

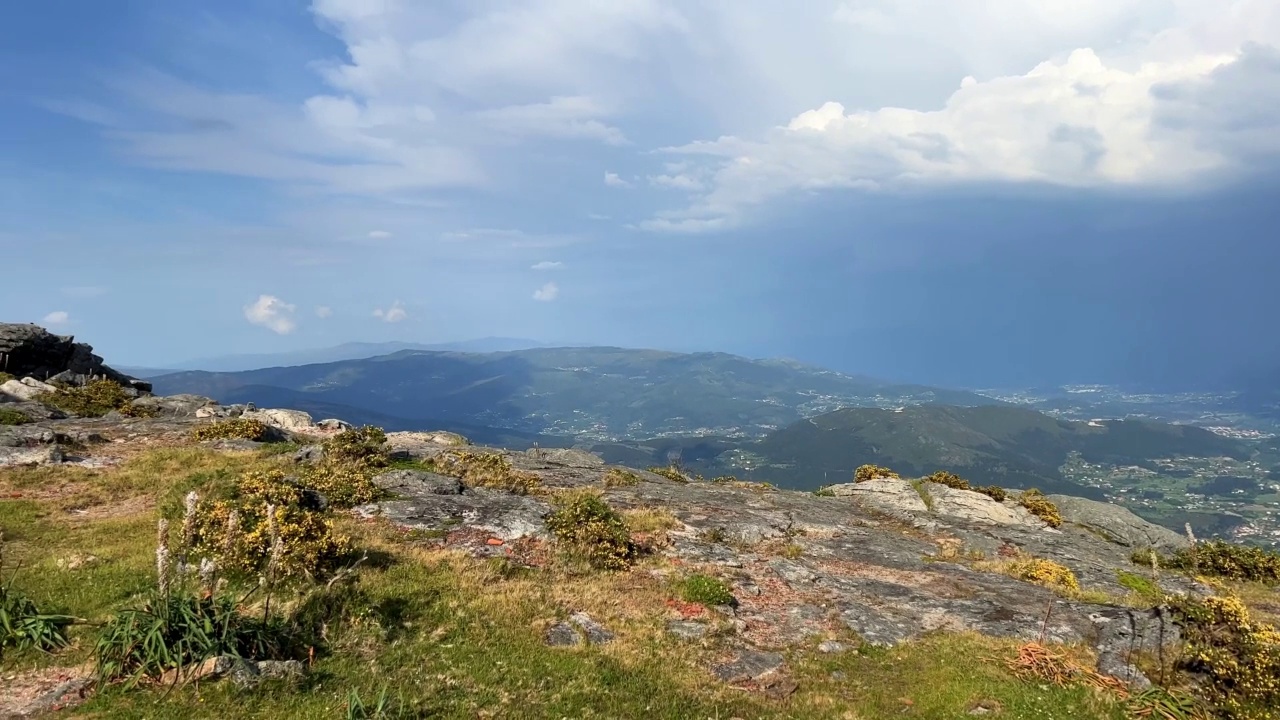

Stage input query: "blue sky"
[{"left": 2, "top": 1, "right": 1278, "bottom": 388}]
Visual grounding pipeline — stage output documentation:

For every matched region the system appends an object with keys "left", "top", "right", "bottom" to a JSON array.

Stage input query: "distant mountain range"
[
  {"left": 147, "top": 346, "right": 1006, "bottom": 440},
  {"left": 150, "top": 337, "right": 553, "bottom": 374}
]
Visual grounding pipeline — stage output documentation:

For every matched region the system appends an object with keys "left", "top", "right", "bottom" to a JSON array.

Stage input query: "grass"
[
  {"left": 0, "top": 441, "right": 1180, "bottom": 719},
  {"left": 0, "top": 407, "right": 31, "bottom": 425}
]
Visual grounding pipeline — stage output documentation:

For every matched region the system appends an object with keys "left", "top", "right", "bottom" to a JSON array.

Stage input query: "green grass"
[
  {"left": 0, "top": 443, "right": 1138, "bottom": 719},
  {"left": 0, "top": 407, "right": 31, "bottom": 425}
]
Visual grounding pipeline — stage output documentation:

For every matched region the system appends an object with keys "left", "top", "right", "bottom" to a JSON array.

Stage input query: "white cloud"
[
  {"left": 604, "top": 171, "right": 632, "bottom": 188},
  {"left": 367, "top": 230, "right": 392, "bottom": 239},
  {"left": 531, "top": 261, "right": 564, "bottom": 271},
  {"left": 243, "top": 295, "right": 297, "bottom": 334},
  {"left": 315, "top": 305, "right": 333, "bottom": 319},
  {"left": 373, "top": 300, "right": 408, "bottom": 323},
  {"left": 475, "top": 96, "right": 627, "bottom": 145},
  {"left": 532, "top": 282, "right": 560, "bottom": 302},
  {"left": 42, "top": 311, "right": 70, "bottom": 326}
]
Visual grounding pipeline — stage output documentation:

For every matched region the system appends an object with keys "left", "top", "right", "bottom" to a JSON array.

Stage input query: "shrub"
[
  {"left": 0, "top": 407, "right": 31, "bottom": 426},
  {"left": 191, "top": 470, "right": 352, "bottom": 578},
  {"left": 648, "top": 465, "right": 691, "bottom": 483},
  {"left": 323, "top": 426, "right": 389, "bottom": 468},
  {"left": 298, "top": 462, "right": 381, "bottom": 508},
  {"left": 0, "top": 372, "right": 13, "bottom": 384},
  {"left": 1167, "top": 541, "right": 1280, "bottom": 584},
  {"left": 36, "top": 379, "right": 137, "bottom": 418},
  {"left": 976, "top": 485, "right": 1008, "bottom": 502},
  {"left": 601, "top": 467, "right": 641, "bottom": 488},
  {"left": 191, "top": 418, "right": 271, "bottom": 442},
  {"left": 854, "top": 464, "right": 899, "bottom": 482},
  {"left": 813, "top": 486, "right": 836, "bottom": 497},
  {"left": 923, "top": 470, "right": 971, "bottom": 491},
  {"left": 544, "top": 490, "right": 636, "bottom": 571},
  {"left": 1018, "top": 489, "right": 1063, "bottom": 528},
  {"left": 1168, "top": 593, "right": 1280, "bottom": 719},
  {"left": 678, "top": 574, "right": 735, "bottom": 607},
  {"left": 1011, "top": 558, "right": 1080, "bottom": 592},
  {"left": 426, "top": 450, "right": 541, "bottom": 495}
]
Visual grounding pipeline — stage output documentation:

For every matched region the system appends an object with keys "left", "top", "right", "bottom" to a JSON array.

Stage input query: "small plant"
[
  {"left": 602, "top": 467, "right": 641, "bottom": 488},
  {"left": 1012, "top": 558, "right": 1080, "bottom": 592},
  {"left": 1115, "top": 570, "right": 1163, "bottom": 604},
  {"left": 854, "top": 464, "right": 899, "bottom": 482},
  {"left": 1017, "top": 489, "right": 1063, "bottom": 528},
  {"left": 975, "top": 485, "right": 1008, "bottom": 502},
  {"left": 36, "top": 379, "right": 139, "bottom": 418},
  {"left": 346, "top": 686, "right": 404, "bottom": 719},
  {"left": 813, "top": 486, "right": 836, "bottom": 497},
  {"left": 698, "top": 527, "right": 730, "bottom": 545},
  {"left": 544, "top": 490, "right": 636, "bottom": 571},
  {"left": 191, "top": 418, "right": 271, "bottom": 442},
  {"left": 678, "top": 573, "right": 735, "bottom": 607},
  {"left": 0, "top": 407, "right": 31, "bottom": 425},
  {"left": 1167, "top": 593, "right": 1280, "bottom": 719},
  {"left": 910, "top": 479, "right": 936, "bottom": 511},
  {"left": 0, "top": 372, "right": 13, "bottom": 384},
  {"left": 1, "top": 533, "right": 75, "bottom": 659},
  {"left": 923, "top": 470, "right": 971, "bottom": 491},
  {"left": 298, "top": 462, "right": 381, "bottom": 508},
  {"left": 1123, "top": 688, "right": 1210, "bottom": 720},
  {"left": 648, "top": 465, "right": 691, "bottom": 483}
]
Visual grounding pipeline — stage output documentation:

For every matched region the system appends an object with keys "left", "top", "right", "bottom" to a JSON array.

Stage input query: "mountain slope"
[
  {"left": 743, "top": 405, "right": 1252, "bottom": 496},
  {"left": 167, "top": 337, "right": 550, "bottom": 372},
  {"left": 148, "top": 347, "right": 1005, "bottom": 440}
]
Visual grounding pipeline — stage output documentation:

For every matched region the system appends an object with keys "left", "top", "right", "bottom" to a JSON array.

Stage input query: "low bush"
[
  {"left": 323, "top": 426, "right": 389, "bottom": 468},
  {"left": 544, "top": 490, "right": 636, "bottom": 571},
  {"left": 426, "top": 450, "right": 541, "bottom": 495},
  {"left": 37, "top": 379, "right": 138, "bottom": 418},
  {"left": 298, "top": 462, "right": 381, "bottom": 508},
  {"left": 813, "top": 486, "right": 836, "bottom": 497},
  {"left": 854, "top": 464, "right": 899, "bottom": 482},
  {"left": 190, "top": 471, "right": 352, "bottom": 578},
  {"left": 1017, "top": 489, "right": 1063, "bottom": 528},
  {"left": 923, "top": 470, "right": 971, "bottom": 491},
  {"left": 1011, "top": 558, "right": 1080, "bottom": 592},
  {"left": 648, "top": 465, "right": 692, "bottom": 483},
  {"left": 0, "top": 372, "right": 13, "bottom": 384},
  {"left": 191, "top": 418, "right": 271, "bottom": 442},
  {"left": 678, "top": 573, "right": 735, "bottom": 607},
  {"left": 975, "top": 485, "right": 1008, "bottom": 502},
  {"left": 1170, "top": 540, "right": 1280, "bottom": 584},
  {"left": 601, "top": 467, "right": 641, "bottom": 488},
  {"left": 1168, "top": 593, "right": 1280, "bottom": 719},
  {"left": 0, "top": 407, "right": 31, "bottom": 425}
]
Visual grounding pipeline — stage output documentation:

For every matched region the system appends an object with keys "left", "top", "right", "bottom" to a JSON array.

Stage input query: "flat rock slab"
[
  {"left": 545, "top": 613, "right": 615, "bottom": 647},
  {"left": 355, "top": 488, "right": 551, "bottom": 541},
  {"left": 713, "top": 650, "right": 785, "bottom": 683},
  {"left": 667, "top": 620, "right": 711, "bottom": 640}
]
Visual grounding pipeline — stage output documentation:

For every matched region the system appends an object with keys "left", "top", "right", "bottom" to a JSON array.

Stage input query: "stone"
[
  {"left": 569, "top": 612, "right": 615, "bottom": 644},
  {"left": 0, "top": 323, "right": 150, "bottom": 392},
  {"left": 316, "top": 418, "right": 352, "bottom": 431},
  {"left": 373, "top": 469, "right": 466, "bottom": 496},
  {"left": 293, "top": 444, "right": 326, "bottom": 465},
  {"left": 926, "top": 484, "right": 1044, "bottom": 527},
  {"left": 242, "top": 408, "right": 315, "bottom": 432},
  {"left": 1048, "top": 494, "right": 1189, "bottom": 552},
  {"left": 0, "top": 377, "right": 57, "bottom": 402},
  {"left": 818, "top": 640, "right": 849, "bottom": 654},
  {"left": 129, "top": 394, "right": 219, "bottom": 418},
  {"left": 667, "top": 620, "right": 711, "bottom": 640},
  {"left": 385, "top": 431, "right": 470, "bottom": 460},
  {"left": 826, "top": 478, "right": 929, "bottom": 515},
  {"left": 545, "top": 622, "right": 585, "bottom": 647},
  {"left": 526, "top": 447, "right": 605, "bottom": 468},
  {"left": 713, "top": 650, "right": 785, "bottom": 683},
  {"left": 0, "top": 444, "right": 66, "bottom": 468}
]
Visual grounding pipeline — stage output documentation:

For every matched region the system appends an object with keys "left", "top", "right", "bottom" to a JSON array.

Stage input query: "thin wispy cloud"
[
  {"left": 532, "top": 282, "right": 560, "bottom": 302},
  {"left": 373, "top": 300, "right": 408, "bottom": 323},
  {"left": 531, "top": 261, "right": 564, "bottom": 271},
  {"left": 42, "top": 311, "right": 70, "bottom": 326}
]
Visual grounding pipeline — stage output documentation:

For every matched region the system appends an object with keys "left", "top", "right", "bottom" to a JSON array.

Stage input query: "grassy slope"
[{"left": 2, "top": 444, "right": 1127, "bottom": 719}]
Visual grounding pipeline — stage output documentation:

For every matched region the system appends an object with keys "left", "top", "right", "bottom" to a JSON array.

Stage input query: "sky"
[{"left": 1, "top": 0, "right": 1278, "bottom": 389}]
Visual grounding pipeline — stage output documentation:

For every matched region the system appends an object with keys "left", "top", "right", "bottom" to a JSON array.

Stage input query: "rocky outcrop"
[
  {"left": 0, "top": 323, "right": 150, "bottom": 393},
  {"left": 1048, "top": 494, "right": 1190, "bottom": 553}
]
